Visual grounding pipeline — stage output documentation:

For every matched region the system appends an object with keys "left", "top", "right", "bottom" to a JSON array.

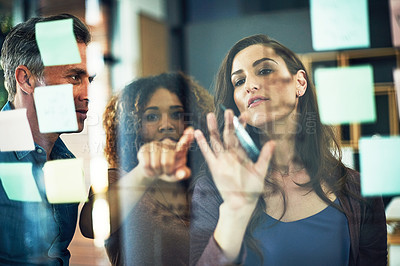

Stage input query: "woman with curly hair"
[{"left": 80, "top": 72, "right": 213, "bottom": 265}]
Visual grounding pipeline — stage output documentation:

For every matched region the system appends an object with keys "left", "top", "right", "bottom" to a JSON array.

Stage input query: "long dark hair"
[{"left": 213, "top": 34, "right": 355, "bottom": 262}]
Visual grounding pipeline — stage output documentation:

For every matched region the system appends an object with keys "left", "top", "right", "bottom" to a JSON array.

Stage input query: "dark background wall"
[{"left": 167, "top": 0, "right": 392, "bottom": 92}]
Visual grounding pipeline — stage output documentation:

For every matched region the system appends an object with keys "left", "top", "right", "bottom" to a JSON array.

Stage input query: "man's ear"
[
  {"left": 15, "top": 65, "right": 36, "bottom": 95},
  {"left": 296, "top": 70, "right": 307, "bottom": 97}
]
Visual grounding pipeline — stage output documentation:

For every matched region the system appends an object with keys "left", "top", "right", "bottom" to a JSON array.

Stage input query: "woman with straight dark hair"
[{"left": 190, "top": 34, "right": 387, "bottom": 265}]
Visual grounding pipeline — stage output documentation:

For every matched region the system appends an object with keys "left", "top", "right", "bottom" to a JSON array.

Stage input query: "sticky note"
[
  {"left": 0, "top": 163, "right": 42, "bottom": 202},
  {"left": 0, "top": 109, "right": 34, "bottom": 151},
  {"left": 359, "top": 136, "right": 400, "bottom": 196},
  {"left": 35, "top": 18, "right": 81, "bottom": 66},
  {"left": 43, "top": 158, "right": 87, "bottom": 203},
  {"left": 315, "top": 65, "right": 376, "bottom": 125},
  {"left": 310, "top": 0, "right": 370, "bottom": 51},
  {"left": 34, "top": 84, "right": 78, "bottom": 133},
  {"left": 393, "top": 69, "right": 400, "bottom": 119}
]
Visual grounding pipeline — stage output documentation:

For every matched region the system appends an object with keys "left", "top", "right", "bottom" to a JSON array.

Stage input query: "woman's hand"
[
  {"left": 137, "top": 126, "right": 195, "bottom": 184},
  {"left": 194, "top": 110, "right": 274, "bottom": 261},
  {"left": 194, "top": 110, "right": 274, "bottom": 211}
]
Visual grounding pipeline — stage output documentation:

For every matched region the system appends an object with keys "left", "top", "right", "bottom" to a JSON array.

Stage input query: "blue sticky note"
[
  {"left": 35, "top": 18, "right": 81, "bottom": 66},
  {"left": 359, "top": 136, "right": 400, "bottom": 196},
  {"left": 315, "top": 65, "right": 376, "bottom": 125},
  {"left": 34, "top": 84, "right": 78, "bottom": 133},
  {"left": 0, "top": 163, "right": 42, "bottom": 202},
  {"left": 43, "top": 158, "right": 88, "bottom": 203},
  {"left": 310, "top": 0, "right": 370, "bottom": 51}
]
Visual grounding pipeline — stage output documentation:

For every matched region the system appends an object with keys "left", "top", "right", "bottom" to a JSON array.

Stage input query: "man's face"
[{"left": 41, "top": 42, "right": 90, "bottom": 132}]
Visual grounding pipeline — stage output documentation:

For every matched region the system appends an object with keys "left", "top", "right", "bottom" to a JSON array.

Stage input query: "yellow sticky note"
[
  {"left": 35, "top": 18, "right": 81, "bottom": 66},
  {"left": 0, "top": 163, "right": 42, "bottom": 202},
  {"left": 43, "top": 158, "right": 87, "bottom": 203}
]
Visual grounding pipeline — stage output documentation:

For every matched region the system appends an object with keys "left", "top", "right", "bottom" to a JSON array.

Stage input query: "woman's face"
[
  {"left": 140, "top": 88, "right": 185, "bottom": 143},
  {"left": 231, "top": 44, "right": 304, "bottom": 129}
]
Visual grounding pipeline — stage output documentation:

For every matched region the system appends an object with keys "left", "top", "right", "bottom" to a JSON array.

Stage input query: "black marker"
[{"left": 220, "top": 104, "right": 260, "bottom": 162}]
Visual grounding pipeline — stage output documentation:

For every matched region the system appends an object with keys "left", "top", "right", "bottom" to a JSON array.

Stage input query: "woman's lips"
[{"left": 248, "top": 97, "right": 269, "bottom": 108}]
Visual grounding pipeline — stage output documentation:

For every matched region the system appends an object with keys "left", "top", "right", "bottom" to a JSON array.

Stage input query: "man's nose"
[{"left": 77, "top": 79, "right": 89, "bottom": 103}]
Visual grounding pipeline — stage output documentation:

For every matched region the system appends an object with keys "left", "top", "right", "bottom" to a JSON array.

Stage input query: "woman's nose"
[
  {"left": 245, "top": 77, "right": 259, "bottom": 93},
  {"left": 158, "top": 114, "right": 175, "bottom": 132}
]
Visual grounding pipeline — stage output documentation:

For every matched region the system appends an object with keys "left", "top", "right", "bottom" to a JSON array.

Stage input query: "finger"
[
  {"left": 138, "top": 144, "right": 156, "bottom": 177},
  {"left": 225, "top": 110, "right": 252, "bottom": 163},
  {"left": 223, "top": 109, "right": 238, "bottom": 149},
  {"left": 194, "top": 129, "right": 216, "bottom": 166},
  {"left": 149, "top": 142, "right": 162, "bottom": 176},
  {"left": 161, "top": 143, "right": 176, "bottom": 175},
  {"left": 176, "top": 127, "right": 195, "bottom": 155},
  {"left": 254, "top": 140, "right": 275, "bottom": 177},
  {"left": 238, "top": 111, "right": 251, "bottom": 128},
  {"left": 175, "top": 166, "right": 191, "bottom": 180},
  {"left": 207, "top": 112, "right": 224, "bottom": 156},
  {"left": 158, "top": 165, "right": 191, "bottom": 183}
]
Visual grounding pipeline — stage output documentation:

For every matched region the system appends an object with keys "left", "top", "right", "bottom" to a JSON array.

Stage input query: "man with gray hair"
[{"left": 0, "top": 14, "right": 91, "bottom": 265}]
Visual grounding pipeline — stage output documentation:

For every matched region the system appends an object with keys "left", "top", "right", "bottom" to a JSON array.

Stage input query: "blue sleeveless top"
[{"left": 244, "top": 199, "right": 350, "bottom": 266}]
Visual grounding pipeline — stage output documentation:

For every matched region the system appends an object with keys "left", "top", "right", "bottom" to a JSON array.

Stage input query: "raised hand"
[
  {"left": 137, "top": 126, "right": 195, "bottom": 184},
  {"left": 194, "top": 110, "right": 274, "bottom": 210}
]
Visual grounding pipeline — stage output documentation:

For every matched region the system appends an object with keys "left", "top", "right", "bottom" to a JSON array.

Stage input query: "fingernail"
[{"left": 176, "top": 170, "right": 186, "bottom": 179}]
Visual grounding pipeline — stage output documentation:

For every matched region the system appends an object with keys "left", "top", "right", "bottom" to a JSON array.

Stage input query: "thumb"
[{"left": 175, "top": 166, "right": 191, "bottom": 180}]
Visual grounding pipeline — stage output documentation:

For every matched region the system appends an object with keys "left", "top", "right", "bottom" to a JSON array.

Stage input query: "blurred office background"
[{"left": 0, "top": 0, "right": 399, "bottom": 265}]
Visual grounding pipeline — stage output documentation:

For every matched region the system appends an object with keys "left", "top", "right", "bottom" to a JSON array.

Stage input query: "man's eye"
[
  {"left": 70, "top": 75, "right": 81, "bottom": 82},
  {"left": 234, "top": 78, "right": 245, "bottom": 87},
  {"left": 144, "top": 113, "right": 159, "bottom": 122}
]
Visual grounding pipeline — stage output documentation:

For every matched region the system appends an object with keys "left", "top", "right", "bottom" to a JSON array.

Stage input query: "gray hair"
[{"left": 0, "top": 13, "right": 91, "bottom": 102}]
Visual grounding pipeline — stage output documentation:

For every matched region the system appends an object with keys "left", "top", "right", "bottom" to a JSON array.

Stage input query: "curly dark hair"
[{"left": 103, "top": 72, "right": 214, "bottom": 174}]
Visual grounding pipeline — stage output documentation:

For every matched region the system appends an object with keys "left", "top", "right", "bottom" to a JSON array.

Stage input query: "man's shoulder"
[{"left": 51, "top": 137, "right": 75, "bottom": 160}]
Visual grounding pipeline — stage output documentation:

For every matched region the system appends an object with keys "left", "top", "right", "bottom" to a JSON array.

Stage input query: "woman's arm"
[
  {"left": 79, "top": 128, "right": 194, "bottom": 238},
  {"left": 192, "top": 110, "right": 274, "bottom": 263}
]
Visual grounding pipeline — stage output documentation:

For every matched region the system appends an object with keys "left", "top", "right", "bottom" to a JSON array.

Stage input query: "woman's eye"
[
  {"left": 170, "top": 111, "right": 184, "bottom": 120},
  {"left": 234, "top": 78, "right": 245, "bottom": 87},
  {"left": 144, "top": 113, "right": 159, "bottom": 122},
  {"left": 259, "top": 68, "right": 272, "bottom": 75}
]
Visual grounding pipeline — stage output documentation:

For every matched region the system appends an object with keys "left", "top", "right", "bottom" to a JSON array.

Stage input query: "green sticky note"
[
  {"left": 35, "top": 18, "right": 81, "bottom": 66},
  {"left": 310, "top": 0, "right": 370, "bottom": 51},
  {"left": 315, "top": 65, "right": 376, "bottom": 125},
  {"left": 0, "top": 163, "right": 42, "bottom": 202},
  {"left": 43, "top": 158, "right": 88, "bottom": 203},
  {"left": 34, "top": 84, "right": 78, "bottom": 133},
  {"left": 359, "top": 136, "right": 400, "bottom": 196}
]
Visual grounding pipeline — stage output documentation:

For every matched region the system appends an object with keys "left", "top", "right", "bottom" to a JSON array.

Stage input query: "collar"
[{"left": 2, "top": 101, "right": 74, "bottom": 160}]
